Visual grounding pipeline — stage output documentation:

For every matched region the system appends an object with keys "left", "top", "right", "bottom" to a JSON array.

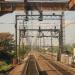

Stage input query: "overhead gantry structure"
[
  {"left": 0, "top": 0, "right": 74, "bottom": 62},
  {"left": 0, "top": 1, "right": 24, "bottom": 15},
  {"left": 9, "top": 0, "right": 70, "bottom": 62},
  {"left": 15, "top": 12, "right": 64, "bottom": 61},
  {"left": 0, "top": 0, "right": 75, "bottom": 16}
]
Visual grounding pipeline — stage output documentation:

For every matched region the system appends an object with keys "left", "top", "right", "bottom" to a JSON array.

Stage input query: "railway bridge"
[
  {"left": 0, "top": 0, "right": 75, "bottom": 16},
  {"left": 0, "top": 0, "right": 75, "bottom": 75}
]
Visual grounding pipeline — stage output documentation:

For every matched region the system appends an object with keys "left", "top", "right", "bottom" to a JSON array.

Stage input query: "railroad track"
[
  {"left": 22, "top": 55, "right": 39, "bottom": 75},
  {"left": 39, "top": 54, "right": 75, "bottom": 75},
  {"left": 22, "top": 53, "right": 60, "bottom": 75},
  {"left": 21, "top": 52, "right": 75, "bottom": 75},
  {"left": 49, "top": 61, "right": 74, "bottom": 75}
]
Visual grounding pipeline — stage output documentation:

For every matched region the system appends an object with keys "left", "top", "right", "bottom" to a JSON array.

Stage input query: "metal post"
[
  {"left": 57, "top": 12, "right": 64, "bottom": 61},
  {"left": 15, "top": 15, "right": 18, "bottom": 63},
  {"left": 40, "top": 36, "right": 41, "bottom": 49},
  {"left": 51, "top": 31, "right": 53, "bottom": 58},
  {"left": 38, "top": 37, "right": 39, "bottom": 51},
  {"left": 18, "top": 29, "right": 21, "bottom": 63},
  {"left": 43, "top": 34, "right": 45, "bottom": 49}
]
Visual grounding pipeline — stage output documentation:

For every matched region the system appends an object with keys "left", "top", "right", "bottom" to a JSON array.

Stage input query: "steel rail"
[
  {"left": 38, "top": 54, "right": 63, "bottom": 75},
  {"left": 40, "top": 54, "right": 75, "bottom": 75},
  {"left": 22, "top": 55, "right": 39, "bottom": 75}
]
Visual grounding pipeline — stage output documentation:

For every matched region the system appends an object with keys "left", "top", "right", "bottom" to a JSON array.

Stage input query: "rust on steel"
[
  {"left": 0, "top": 0, "right": 75, "bottom": 15},
  {"left": 0, "top": 1, "right": 69, "bottom": 13},
  {"left": 69, "top": 0, "right": 75, "bottom": 10}
]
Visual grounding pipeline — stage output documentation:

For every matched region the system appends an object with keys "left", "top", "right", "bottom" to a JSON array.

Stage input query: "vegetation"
[
  {"left": 0, "top": 32, "right": 15, "bottom": 72},
  {"left": 19, "top": 45, "right": 31, "bottom": 59},
  {"left": 0, "top": 32, "right": 15, "bottom": 52},
  {"left": 47, "top": 44, "right": 75, "bottom": 55},
  {"left": 0, "top": 61, "right": 12, "bottom": 72},
  {"left": 0, "top": 51, "right": 13, "bottom": 64}
]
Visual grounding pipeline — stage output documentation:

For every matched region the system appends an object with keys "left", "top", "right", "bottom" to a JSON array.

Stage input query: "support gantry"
[
  {"left": 0, "top": 0, "right": 72, "bottom": 63},
  {"left": 0, "top": 0, "right": 73, "bottom": 16},
  {"left": 15, "top": 12, "right": 64, "bottom": 62}
]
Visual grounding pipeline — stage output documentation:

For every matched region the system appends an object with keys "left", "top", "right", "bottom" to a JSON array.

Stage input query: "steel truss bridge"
[
  {"left": 0, "top": 0, "right": 75, "bottom": 16},
  {"left": 15, "top": 12, "right": 64, "bottom": 61},
  {"left": 0, "top": 0, "right": 75, "bottom": 62}
]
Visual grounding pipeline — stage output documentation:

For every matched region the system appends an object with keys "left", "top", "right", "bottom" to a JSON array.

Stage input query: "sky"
[
  {"left": 64, "top": 11, "right": 75, "bottom": 44},
  {"left": 0, "top": 11, "right": 75, "bottom": 45}
]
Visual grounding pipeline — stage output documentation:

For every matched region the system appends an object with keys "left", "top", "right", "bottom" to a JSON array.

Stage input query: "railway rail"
[
  {"left": 33, "top": 52, "right": 62, "bottom": 75},
  {"left": 22, "top": 55, "right": 39, "bottom": 75},
  {"left": 21, "top": 51, "right": 75, "bottom": 75},
  {"left": 39, "top": 53, "right": 75, "bottom": 75}
]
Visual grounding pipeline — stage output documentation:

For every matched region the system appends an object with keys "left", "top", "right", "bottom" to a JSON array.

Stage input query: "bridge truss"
[{"left": 15, "top": 12, "right": 64, "bottom": 61}]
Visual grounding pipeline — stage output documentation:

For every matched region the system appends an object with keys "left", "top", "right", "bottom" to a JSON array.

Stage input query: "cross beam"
[
  {"left": 20, "top": 29, "right": 60, "bottom": 32},
  {"left": 0, "top": 0, "right": 70, "bottom": 16},
  {"left": 15, "top": 12, "right": 64, "bottom": 62},
  {"left": 20, "top": 35, "right": 59, "bottom": 38}
]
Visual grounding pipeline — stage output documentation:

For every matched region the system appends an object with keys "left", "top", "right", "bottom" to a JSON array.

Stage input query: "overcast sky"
[{"left": 0, "top": 11, "right": 75, "bottom": 45}]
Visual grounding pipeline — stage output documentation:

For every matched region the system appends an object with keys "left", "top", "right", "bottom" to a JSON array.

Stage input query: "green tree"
[
  {"left": 64, "top": 44, "right": 73, "bottom": 54},
  {"left": 0, "top": 32, "right": 15, "bottom": 64},
  {"left": 0, "top": 32, "right": 15, "bottom": 52}
]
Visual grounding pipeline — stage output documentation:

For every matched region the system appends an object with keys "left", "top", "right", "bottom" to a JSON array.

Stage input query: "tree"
[
  {"left": 0, "top": 32, "right": 15, "bottom": 51},
  {"left": 64, "top": 44, "right": 73, "bottom": 54},
  {"left": 0, "top": 32, "right": 15, "bottom": 64}
]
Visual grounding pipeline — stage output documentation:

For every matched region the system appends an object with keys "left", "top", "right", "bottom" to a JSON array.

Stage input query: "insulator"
[
  {"left": 39, "top": 16, "right": 43, "bottom": 21},
  {"left": 53, "top": 13, "right": 55, "bottom": 16},
  {"left": 24, "top": 27, "right": 26, "bottom": 36},
  {"left": 38, "top": 26, "right": 41, "bottom": 32},
  {"left": 25, "top": 16, "right": 28, "bottom": 21},
  {"left": 39, "top": 11, "right": 43, "bottom": 21}
]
